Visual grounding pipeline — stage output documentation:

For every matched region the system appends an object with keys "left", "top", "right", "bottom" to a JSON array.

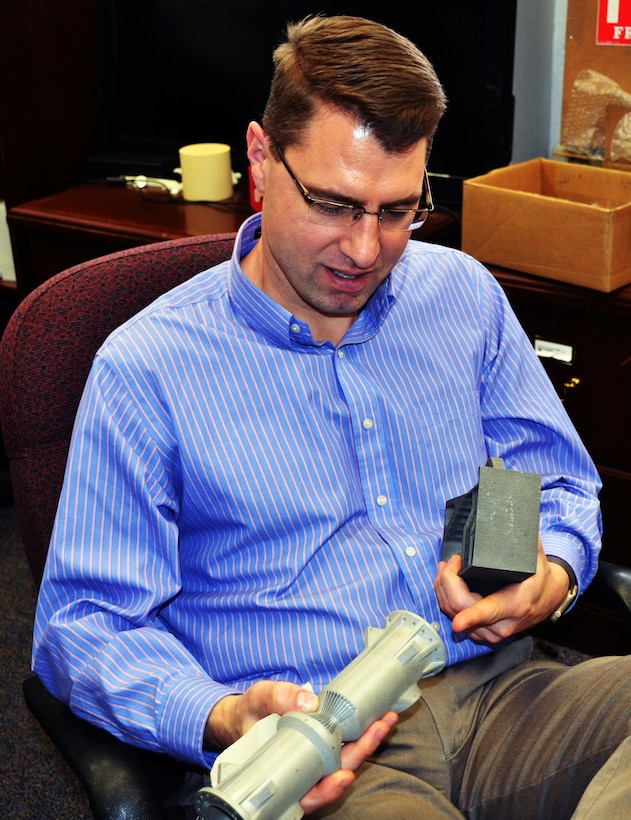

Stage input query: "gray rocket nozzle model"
[{"left": 195, "top": 610, "right": 446, "bottom": 820}]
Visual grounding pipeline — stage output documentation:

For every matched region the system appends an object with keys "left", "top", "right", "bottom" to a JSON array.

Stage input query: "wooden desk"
[
  {"left": 8, "top": 182, "right": 254, "bottom": 297},
  {"left": 0, "top": 280, "right": 18, "bottom": 297}
]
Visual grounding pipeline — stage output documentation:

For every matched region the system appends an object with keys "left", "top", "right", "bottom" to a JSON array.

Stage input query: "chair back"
[{"left": 0, "top": 233, "right": 236, "bottom": 584}]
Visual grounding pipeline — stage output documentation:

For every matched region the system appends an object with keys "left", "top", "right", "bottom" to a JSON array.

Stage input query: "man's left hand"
[{"left": 434, "top": 538, "right": 571, "bottom": 643}]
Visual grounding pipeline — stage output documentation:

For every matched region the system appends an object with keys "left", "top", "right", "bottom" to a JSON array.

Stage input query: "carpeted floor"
[
  {"left": 0, "top": 502, "right": 591, "bottom": 819},
  {"left": 0, "top": 504, "right": 92, "bottom": 819}
]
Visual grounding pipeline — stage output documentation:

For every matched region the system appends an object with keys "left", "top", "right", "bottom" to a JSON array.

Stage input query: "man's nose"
[{"left": 339, "top": 212, "right": 381, "bottom": 269}]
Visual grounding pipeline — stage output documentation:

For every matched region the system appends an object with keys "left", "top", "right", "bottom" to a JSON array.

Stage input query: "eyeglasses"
[{"left": 274, "top": 145, "right": 434, "bottom": 232}]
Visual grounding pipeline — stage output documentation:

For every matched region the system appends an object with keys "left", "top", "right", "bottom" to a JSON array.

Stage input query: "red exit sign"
[{"left": 598, "top": 0, "right": 631, "bottom": 44}]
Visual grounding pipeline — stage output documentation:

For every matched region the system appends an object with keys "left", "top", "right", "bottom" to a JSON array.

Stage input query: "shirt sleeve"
[
  {"left": 477, "top": 270, "right": 602, "bottom": 593},
  {"left": 33, "top": 355, "right": 237, "bottom": 767}
]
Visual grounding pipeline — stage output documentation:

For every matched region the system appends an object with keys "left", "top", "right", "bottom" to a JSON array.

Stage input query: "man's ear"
[{"left": 246, "top": 121, "right": 268, "bottom": 196}]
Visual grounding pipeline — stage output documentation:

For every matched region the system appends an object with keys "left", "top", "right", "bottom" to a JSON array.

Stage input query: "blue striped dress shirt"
[{"left": 33, "top": 213, "right": 601, "bottom": 766}]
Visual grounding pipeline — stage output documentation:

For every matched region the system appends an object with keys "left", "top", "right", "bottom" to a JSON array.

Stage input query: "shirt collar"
[{"left": 229, "top": 213, "right": 397, "bottom": 350}]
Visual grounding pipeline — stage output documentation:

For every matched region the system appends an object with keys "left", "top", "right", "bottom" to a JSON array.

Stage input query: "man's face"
[{"left": 244, "top": 106, "right": 429, "bottom": 343}]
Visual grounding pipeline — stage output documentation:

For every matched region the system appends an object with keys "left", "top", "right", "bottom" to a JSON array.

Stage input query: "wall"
[
  {"left": 0, "top": 204, "right": 15, "bottom": 283},
  {"left": 512, "top": 0, "right": 569, "bottom": 162},
  {"left": 0, "top": 0, "right": 107, "bottom": 210}
]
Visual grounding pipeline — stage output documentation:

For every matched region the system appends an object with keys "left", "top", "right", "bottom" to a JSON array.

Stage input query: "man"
[{"left": 34, "top": 15, "right": 631, "bottom": 819}]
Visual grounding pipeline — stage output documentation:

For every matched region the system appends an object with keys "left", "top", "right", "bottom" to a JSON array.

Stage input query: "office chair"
[
  {"left": 1, "top": 232, "right": 630, "bottom": 820},
  {"left": 0, "top": 233, "right": 236, "bottom": 820}
]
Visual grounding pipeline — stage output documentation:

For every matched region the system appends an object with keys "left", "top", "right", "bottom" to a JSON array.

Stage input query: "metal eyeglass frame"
[{"left": 274, "top": 144, "right": 434, "bottom": 232}]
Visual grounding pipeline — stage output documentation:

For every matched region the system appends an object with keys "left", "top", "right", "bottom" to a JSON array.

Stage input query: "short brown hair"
[{"left": 262, "top": 15, "right": 447, "bottom": 156}]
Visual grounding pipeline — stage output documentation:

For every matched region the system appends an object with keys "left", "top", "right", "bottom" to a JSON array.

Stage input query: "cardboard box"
[{"left": 461, "top": 158, "right": 631, "bottom": 292}]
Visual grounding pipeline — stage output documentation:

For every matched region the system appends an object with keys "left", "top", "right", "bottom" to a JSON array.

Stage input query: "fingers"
[
  {"left": 437, "top": 537, "right": 570, "bottom": 644},
  {"left": 448, "top": 542, "right": 567, "bottom": 640},
  {"left": 447, "top": 574, "right": 549, "bottom": 643},
  {"left": 434, "top": 554, "right": 482, "bottom": 618},
  {"left": 240, "top": 680, "right": 320, "bottom": 737},
  {"left": 206, "top": 681, "right": 320, "bottom": 749},
  {"left": 339, "top": 711, "right": 398, "bottom": 771},
  {"left": 451, "top": 595, "right": 503, "bottom": 635},
  {"left": 301, "top": 770, "right": 356, "bottom": 815},
  {"left": 300, "top": 711, "right": 398, "bottom": 815},
  {"left": 248, "top": 680, "right": 320, "bottom": 720},
  {"left": 435, "top": 556, "right": 522, "bottom": 643}
]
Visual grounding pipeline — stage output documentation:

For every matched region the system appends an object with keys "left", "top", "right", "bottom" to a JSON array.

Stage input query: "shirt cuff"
[
  {"left": 546, "top": 556, "right": 577, "bottom": 590},
  {"left": 540, "top": 532, "right": 583, "bottom": 592},
  {"left": 157, "top": 675, "right": 240, "bottom": 767}
]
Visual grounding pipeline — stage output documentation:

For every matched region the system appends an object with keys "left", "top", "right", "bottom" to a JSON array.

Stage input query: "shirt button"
[
  {"left": 290, "top": 323, "right": 301, "bottom": 334},
  {"left": 405, "top": 546, "right": 417, "bottom": 558},
  {"left": 362, "top": 418, "right": 374, "bottom": 430},
  {"left": 376, "top": 494, "right": 388, "bottom": 507},
  {"left": 337, "top": 349, "right": 346, "bottom": 359}
]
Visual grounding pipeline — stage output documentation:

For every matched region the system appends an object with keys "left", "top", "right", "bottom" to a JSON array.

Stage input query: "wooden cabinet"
[{"left": 491, "top": 266, "right": 631, "bottom": 569}]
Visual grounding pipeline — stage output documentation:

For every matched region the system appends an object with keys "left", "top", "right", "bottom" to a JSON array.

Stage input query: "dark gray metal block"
[{"left": 443, "top": 458, "right": 541, "bottom": 595}]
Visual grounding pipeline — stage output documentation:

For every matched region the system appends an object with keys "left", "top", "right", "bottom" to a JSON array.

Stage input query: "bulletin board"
[{"left": 561, "top": 0, "right": 631, "bottom": 168}]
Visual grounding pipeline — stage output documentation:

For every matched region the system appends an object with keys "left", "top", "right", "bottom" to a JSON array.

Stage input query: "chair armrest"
[
  {"left": 23, "top": 675, "right": 190, "bottom": 820},
  {"left": 582, "top": 561, "right": 631, "bottom": 627}
]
